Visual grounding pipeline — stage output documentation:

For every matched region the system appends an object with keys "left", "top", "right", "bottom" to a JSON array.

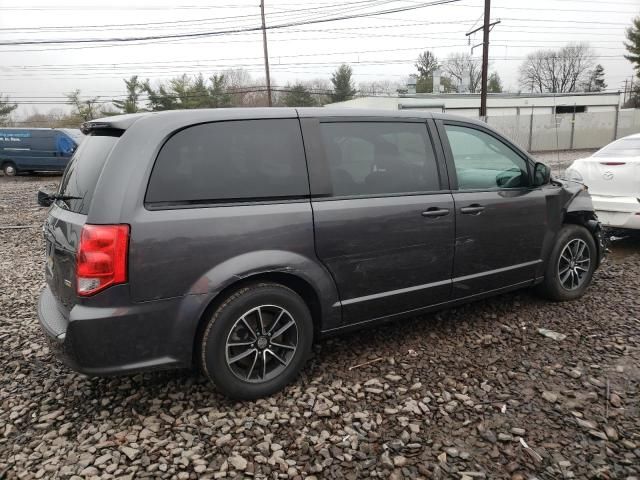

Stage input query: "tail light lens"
[{"left": 76, "top": 224, "right": 129, "bottom": 296}]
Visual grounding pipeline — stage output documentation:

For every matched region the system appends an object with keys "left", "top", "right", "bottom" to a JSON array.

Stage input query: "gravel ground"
[{"left": 1, "top": 173, "right": 639, "bottom": 480}]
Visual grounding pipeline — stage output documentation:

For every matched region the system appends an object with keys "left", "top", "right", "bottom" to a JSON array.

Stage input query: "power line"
[
  {"left": 448, "top": 1, "right": 639, "bottom": 14},
  {"left": 0, "top": 0, "right": 392, "bottom": 31},
  {"left": 1, "top": 26, "right": 625, "bottom": 54},
  {"left": 0, "top": 0, "right": 462, "bottom": 46}
]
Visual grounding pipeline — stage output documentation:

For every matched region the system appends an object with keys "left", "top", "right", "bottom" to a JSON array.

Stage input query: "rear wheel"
[
  {"left": 539, "top": 224, "right": 597, "bottom": 301},
  {"left": 2, "top": 162, "right": 17, "bottom": 177},
  {"left": 199, "top": 283, "right": 313, "bottom": 400}
]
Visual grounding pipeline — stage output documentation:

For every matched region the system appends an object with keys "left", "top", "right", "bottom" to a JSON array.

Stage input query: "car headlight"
[{"left": 564, "top": 167, "right": 584, "bottom": 183}]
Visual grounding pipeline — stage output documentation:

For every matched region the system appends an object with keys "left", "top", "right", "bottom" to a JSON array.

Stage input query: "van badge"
[{"left": 602, "top": 171, "right": 614, "bottom": 180}]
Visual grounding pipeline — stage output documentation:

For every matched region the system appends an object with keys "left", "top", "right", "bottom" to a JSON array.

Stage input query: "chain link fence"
[{"left": 482, "top": 109, "right": 640, "bottom": 152}]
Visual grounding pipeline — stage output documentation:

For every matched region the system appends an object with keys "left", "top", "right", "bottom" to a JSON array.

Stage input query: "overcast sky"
[{"left": 1, "top": 0, "right": 637, "bottom": 117}]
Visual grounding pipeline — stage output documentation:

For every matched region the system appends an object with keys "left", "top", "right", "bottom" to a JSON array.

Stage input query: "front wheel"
[
  {"left": 199, "top": 283, "right": 313, "bottom": 400},
  {"left": 539, "top": 224, "right": 597, "bottom": 301}
]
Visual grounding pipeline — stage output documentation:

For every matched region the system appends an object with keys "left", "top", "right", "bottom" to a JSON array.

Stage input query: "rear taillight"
[
  {"left": 600, "top": 162, "right": 626, "bottom": 166},
  {"left": 76, "top": 224, "right": 129, "bottom": 296}
]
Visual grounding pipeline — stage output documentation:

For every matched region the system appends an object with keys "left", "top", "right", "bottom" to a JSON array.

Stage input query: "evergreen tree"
[
  {"left": 624, "top": 16, "right": 640, "bottom": 79},
  {"left": 142, "top": 74, "right": 232, "bottom": 110},
  {"left": 583, "top": 64, "right": 606, "bottom": 92},
  {"left": 330, "top": 64, "right": 356, "bottom": 102},
  {"left": 283, "top": 84, "right": 317, "bottom": 107},
  {"left": 487, "top": 72, "right": 503, "bottom": 93},
  {"left": 415, "top": 51, "right": 439, "bottom": 93},
  {"left": 0, "top": 94, "right": 17, "bottom": 125},
  {"left": 113, "top": 76, "right": 145, "bottom": 113},
  {"left": 65, "top": 90, "right": 99, "bottom": 121}
]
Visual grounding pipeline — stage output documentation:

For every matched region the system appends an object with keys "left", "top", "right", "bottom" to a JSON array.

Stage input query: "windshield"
[
  {"left": 57, "top": 131, "right": 121, "bottom": 214},
  {"left": 593, "top": 138, "right": 640, "bottom": 158}
]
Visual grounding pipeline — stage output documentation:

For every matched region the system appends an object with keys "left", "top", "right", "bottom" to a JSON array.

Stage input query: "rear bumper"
[
  {"left": 591, "top": 195, "right": 640, "bottom": 230},
  {"left": 37, "top": 285, "right": 206, "bottom": 376}
]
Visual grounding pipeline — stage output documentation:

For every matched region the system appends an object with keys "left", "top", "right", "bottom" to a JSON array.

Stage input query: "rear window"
[
  {"left": 594, "top": 138, "right": 640, "bottom": 158},
  {"left": 145, "top": 119, "right": 309, "bottom": 205},
  {"left": 57, "top": 131, "right": 121, "bottom": 214}
]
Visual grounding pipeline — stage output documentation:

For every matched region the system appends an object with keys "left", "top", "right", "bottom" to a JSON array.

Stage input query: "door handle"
[
  {"left": 460, "top": 204, "right": 485, "bottom": 215},
  {"left": 421, "top": 207, "right": 450, "bottom": 218}
]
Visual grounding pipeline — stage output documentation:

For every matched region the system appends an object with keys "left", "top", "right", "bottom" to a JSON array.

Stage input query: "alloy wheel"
[
  {"left": 557, "top": 238, "right": 591, "bottom": 291},
  {"left": 225, "top": 305, "right": 298, "bottom": 383}
]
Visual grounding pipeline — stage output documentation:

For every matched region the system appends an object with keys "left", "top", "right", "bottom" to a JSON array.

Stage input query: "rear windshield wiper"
[
  {"left": 37, "top": 190, "right": 82, "bottom": 207},
  {"left": 52, "top": 194, "right": 82, "bottom": 201}
]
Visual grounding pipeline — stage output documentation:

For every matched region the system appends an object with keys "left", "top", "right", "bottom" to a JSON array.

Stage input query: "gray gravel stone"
[{"left": 0, "top": 174, "right": 638, "bottom": 480}]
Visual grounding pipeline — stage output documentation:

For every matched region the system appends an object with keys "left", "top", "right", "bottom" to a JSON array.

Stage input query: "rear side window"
[
  {"left": 57, "top": 131, "right": 121, "bottom": 214},
  {"left": 146, "top": 119, "right": 309, "bottom": 205},
  {"left": 319, "top": 122, "right": 440, "bottom": 196}
]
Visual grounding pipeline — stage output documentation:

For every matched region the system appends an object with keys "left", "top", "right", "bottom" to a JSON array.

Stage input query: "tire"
[
  {"left": 539, "top": 224, "right": 597, "bottom": 301},
  {"left": 200, "top": 283, "right": 313, "bottom": 400},
  {"left": 2, "top": 162, "right": 17, "bottom": 177}
]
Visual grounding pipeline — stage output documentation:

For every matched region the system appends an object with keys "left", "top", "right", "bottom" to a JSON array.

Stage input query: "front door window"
[{"left": 444, "top": 125, "right": 529, "bottom": 190}]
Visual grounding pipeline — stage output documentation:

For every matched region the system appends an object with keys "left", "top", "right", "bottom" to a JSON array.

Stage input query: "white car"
[{"left": 565, "top": 133, "right": 640, "bottom": 230}]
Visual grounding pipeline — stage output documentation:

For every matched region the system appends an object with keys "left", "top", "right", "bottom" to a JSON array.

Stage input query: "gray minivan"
[
  {"left": 37, "top": 108, "right": 605, "bottom": 399},
  {"left": 1, "top": 128, "right": 83, "bottom": 176}
]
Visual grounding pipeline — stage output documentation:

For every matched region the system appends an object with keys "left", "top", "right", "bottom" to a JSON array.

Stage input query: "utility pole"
[
  {"left": 479, "top": 0, "right": 491, "bottom": 118},
  {"left": 260, "top": 0, "right": 273, "bottom": 107},
  {"left": 466, "top": 0, "right": 499, "bottom": 119}
]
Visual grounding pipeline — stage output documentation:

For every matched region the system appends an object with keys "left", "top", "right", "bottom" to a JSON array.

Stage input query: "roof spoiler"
[
  {"left": 80, "top": 121, "right": 115, "bottom": 134},
  {"left": 80, "top": 113, "right": 147, "bottom": 134}
]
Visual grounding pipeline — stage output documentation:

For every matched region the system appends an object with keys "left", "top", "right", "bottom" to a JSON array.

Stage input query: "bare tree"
[
  {"left": 221, "top": 68, "right": 256, "bottom": 106},
  {"left": 358, "top": 80, "right": 401, "bottom": 96},
  {"left": 304, "top": 78, "right": 332, "bottom": 105},
  {"left": 518, "top": 43, "right": 595, "bottom": 93},
  {"left": 443, "top": 53, "right": 482, "bottom": 93}
]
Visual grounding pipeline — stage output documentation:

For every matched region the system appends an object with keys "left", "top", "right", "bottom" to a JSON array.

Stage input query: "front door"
[
  {"left": 437, "top": 120, "right": 548, "bottom": 299},
  {"left": 304, "top": 118, "right": 455, "bottom": 326}
]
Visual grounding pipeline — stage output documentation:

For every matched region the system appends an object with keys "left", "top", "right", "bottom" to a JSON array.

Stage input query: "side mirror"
[
  {"left": 37, "top": 189, "right": 54, "bottom": 207},
  {"left": 533, "top": 162, "right": 551, "bottom": 187}
]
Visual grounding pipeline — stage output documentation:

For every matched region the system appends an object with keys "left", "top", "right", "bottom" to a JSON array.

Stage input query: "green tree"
[
  {"left": 624, "top": 16, "right": 640, "bottom": 79},
  {"left": 415, "top": 50, "right": 439, "bottom": 93},
  {"left": 65, "top": 89, "right": 100, "bottom": 121},
  {"left": 583, "top": 64, "right": 607, "bottom": 92},
  {"left": 0, "top": 94, "right": 17, "bottom": 125},
  {"left": 143, "top": 74, "right": 233, "bottom": 110},
  {"left": 113, "top": 75, "right": 145, "bottom": 113},
  {"left": 330, "top": 64, "right": 356, "bottom": 102},
  {"left": 207, "top": 74, "right": 232, "bottom": 108},
  {"left": 487, "top": 72, "right": 503, "bottom": 93},
  {"left": 440, "top": 76, "right": 457, "bottom": 93},
  {"left": 282, "top": 84, "right": 317, "bottom": 107},
  {"left": 144, "top": 80, "right": 177, "bottom": 111}
]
